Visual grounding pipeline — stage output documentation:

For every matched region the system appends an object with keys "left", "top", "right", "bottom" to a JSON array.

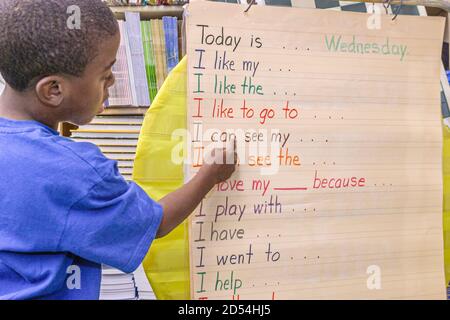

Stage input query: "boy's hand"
[
  {"left": 156, "top": 140, "right": 237, "bottom": 238},
  {"left": 199, "top": 140, "right": 238, "bottom": 185}
]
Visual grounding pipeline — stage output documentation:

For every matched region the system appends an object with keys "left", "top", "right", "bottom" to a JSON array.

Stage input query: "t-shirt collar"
[{"left": 0, "top": 117, "right": 60, "bottom": 135}]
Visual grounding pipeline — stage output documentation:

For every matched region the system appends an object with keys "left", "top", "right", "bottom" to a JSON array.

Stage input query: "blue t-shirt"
[{"left": 0, "top": 117, "right": 163, "bottom": 300}]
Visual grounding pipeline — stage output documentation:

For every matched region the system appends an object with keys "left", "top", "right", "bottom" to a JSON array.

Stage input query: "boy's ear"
[{"left": 35, "top": 76, "right": 66, "bottom": 107}]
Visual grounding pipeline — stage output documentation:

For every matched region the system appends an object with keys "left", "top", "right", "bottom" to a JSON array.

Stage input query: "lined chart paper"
[{"left": 186, "top": 1, "right": 446, "bottom": 299}]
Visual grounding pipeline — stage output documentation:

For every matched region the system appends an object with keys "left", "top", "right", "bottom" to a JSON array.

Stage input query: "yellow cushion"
[{"left": 133, "top": 56, "right": 190, "bottom": 300}]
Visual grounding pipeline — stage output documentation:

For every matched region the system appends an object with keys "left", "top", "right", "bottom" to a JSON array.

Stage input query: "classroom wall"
[{"left": 427, "top": 7, "right": 449, "bottom": 69}]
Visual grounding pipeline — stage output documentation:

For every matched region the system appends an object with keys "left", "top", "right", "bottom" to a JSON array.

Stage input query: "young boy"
[{"left": 0, "top": 0, "right": 236, "bottom": 299}]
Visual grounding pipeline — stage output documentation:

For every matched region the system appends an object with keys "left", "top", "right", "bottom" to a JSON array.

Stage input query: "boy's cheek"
[{"left": 87, "top": 85, "right": 105, "bottom": 108}]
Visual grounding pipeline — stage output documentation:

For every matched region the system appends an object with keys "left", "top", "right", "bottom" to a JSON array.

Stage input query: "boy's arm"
[{"left": 156, "top": 144, "right": 237, "bottom": 238}]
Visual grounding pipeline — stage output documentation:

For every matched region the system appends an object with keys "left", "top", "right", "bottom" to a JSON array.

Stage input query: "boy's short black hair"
[{"left": 0, "top": 0, "right": 119, "bottom": 92}]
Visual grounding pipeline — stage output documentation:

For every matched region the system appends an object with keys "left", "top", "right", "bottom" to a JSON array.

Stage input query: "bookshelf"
[
  {"left": 100, "top": 106, "right": 149, "bottom": 116},
  {"left": 64, "top": 4, "right": 185, "bottom": 193},
  {"left": 60, "top": 4, "right": 185, "bottom": 300},
  {"left": 62, "top": 5, "right": 184, "bottom": 124},
  {"left": 0, "top": 76, "right": 4, "bottom": 95}
]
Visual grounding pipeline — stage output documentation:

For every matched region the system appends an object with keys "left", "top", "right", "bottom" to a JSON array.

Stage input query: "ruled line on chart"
[
  {"left": 194, "top": 205, "right": 441, "bottom": 214},
  {"left": 204, "top": 188, "right": 441, "bottom": 197},
  {"left": 194, "top": 253, "right": 444, "bottom": 273},
  {"left": 188, "top": 92, "right": 438, "bottom": 102},
  {"left": 192, "top": 231, "right": 443, "bottom": 250},
  {"left": 189, "top": 118, "right": 439, "bottom": 123},
  {"left": 209, "top": 168, "right": 441, "bottom": 174},
  {"left": 198, "top": 185, "right": 442, "bottom": 194},
  {"left": 188, "top": 98, "right": 440, "bottom": 107},
  {"left": 187, "top": 70, "right": 437, "bottom": 85},
  {"left": 190, "top": 100, "right": 436, "bottom": 107},
  {"left": 194, "top": 257, "right": 445, "bottom": 276},
  {"left": 192, "top": 253, "right": 443, "bottom": 275},
  {"left": 193, "top": 69, "right": 437, "bottom": 81},
  {"left": 187, "top": 22, "right": 443, "bottom": 41},
  {"left": 190, "top": 165, "right": 442, "bottom": 171},
  {"left": 191, "top": 211, "right": 441, "bottom": 224},
  {"left": 189, "top": 122, "right": 441, "bottom": 128},
  {"left": 207, "top": 284, "right": 444, "bottom": 301},
  {"left": 203, "top": 273, "right": 444, "bottom": 299},
  {"left": 189, "top": 46, "right": 439, "bottom": 63},
  {"left": 193, "top": 226, "right": 440, "bottom": 240},
  {"left": 190, "top": 142, "right": 442, "bottom": 148},
  {"left": 194, "top": 226, "right": 444, "bottom": 242},
  {"left": 189, "top": 146, "right": 442, "bottom": 151}
]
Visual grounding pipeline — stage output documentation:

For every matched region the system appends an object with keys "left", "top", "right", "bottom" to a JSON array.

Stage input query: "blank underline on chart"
[
  {"left": 188, "top": 95, "right": 439, "bottom": 103},
  {"left": 273, "top": 187, "right": 308, "bottom": 191}
]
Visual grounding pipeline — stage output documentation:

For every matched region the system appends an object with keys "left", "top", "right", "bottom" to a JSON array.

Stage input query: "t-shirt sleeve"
[{"left": 57, "top": 164, "right": 163, "bottom": 274}]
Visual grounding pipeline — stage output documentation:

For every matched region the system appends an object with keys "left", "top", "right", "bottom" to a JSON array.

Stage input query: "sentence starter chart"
[{"left": 185, "top": 1, "right": 446, "bottom": 299}]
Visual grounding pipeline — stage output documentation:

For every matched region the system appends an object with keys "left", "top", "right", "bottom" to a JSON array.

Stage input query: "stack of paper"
[
  {"left": 99, "top": 264, "right": 157, "bottom": 300},
  {"left": 134, "top": 265, "right": 157, "bottom": 300},
  {"left": 100, "top": 265, "right": 137, "bottom": 300}
]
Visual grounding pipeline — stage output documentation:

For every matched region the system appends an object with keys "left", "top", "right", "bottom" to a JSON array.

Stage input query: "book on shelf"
[
  {"left": 0, "top": 75, "right": 4, "bottom": 94},
  {"left": 100, "top": 265, "right": 137, "bottom": 300},
  {"left": 106, "top": 12, "right": 180, "bottom": 107},
  {"left": 124, "top": 11, "right": 151, "bottom": 107},
  {"left": 108, "top": 21, "right": 134, "bottom": 106},
  {"left": 141, "top": 21, "right": 158, "bottom": 101},
  {"left": 163, "top": 16, "right": 179, "bottom": 73}
]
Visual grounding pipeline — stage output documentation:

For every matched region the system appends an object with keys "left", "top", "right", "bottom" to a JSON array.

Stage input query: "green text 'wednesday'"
[{"left": 325, "top": 35, "right": 408, "bottom": 61}]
